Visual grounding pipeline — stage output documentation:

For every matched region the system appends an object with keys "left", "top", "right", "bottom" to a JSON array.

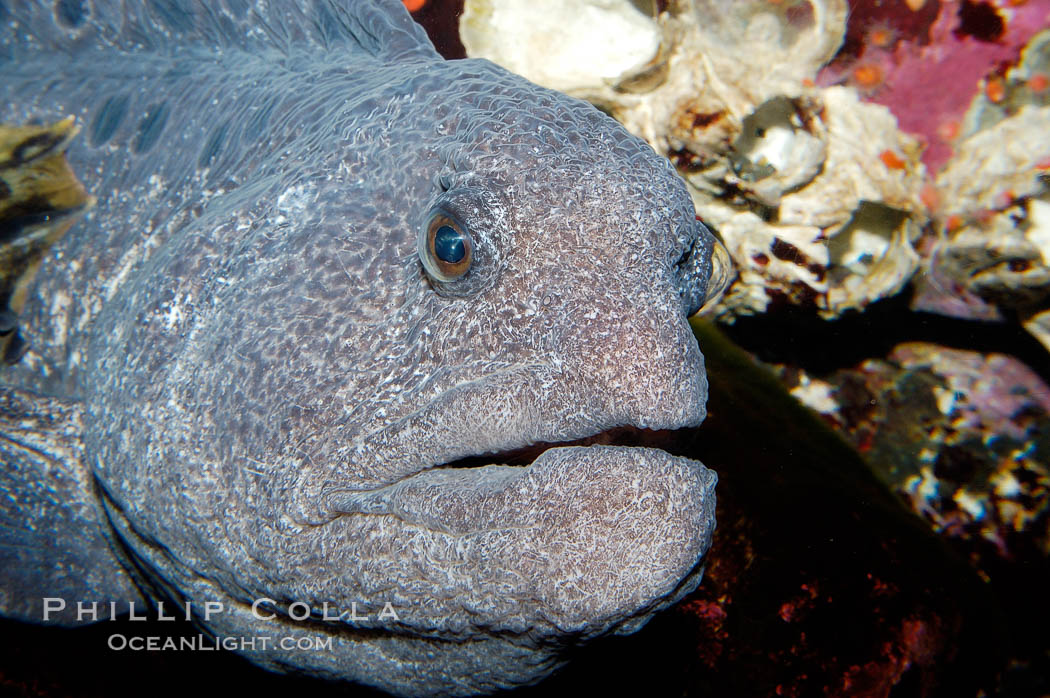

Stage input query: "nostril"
[
  {"left": 698, "top": 236, "right": 733, "bottom": 313},
  {"left": 676, "top": 218, "right": 734, "bottom": 317}
]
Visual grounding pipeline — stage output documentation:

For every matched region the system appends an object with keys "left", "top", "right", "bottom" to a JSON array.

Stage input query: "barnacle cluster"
[
  {"left": 461, "top": 0, "right": 928, "bottom": 319},
  {"left": 930, "top": 30, "right": 1050, "bottom": 351}
]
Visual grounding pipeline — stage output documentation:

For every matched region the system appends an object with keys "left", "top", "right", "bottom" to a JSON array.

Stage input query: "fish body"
[{"left": 0, "top": 1, "right": 718, "bottom": 695}]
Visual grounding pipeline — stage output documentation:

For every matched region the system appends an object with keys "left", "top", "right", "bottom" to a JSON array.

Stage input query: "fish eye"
[{"left": 419, "top": 209, "right": 473, "bottom": 282}]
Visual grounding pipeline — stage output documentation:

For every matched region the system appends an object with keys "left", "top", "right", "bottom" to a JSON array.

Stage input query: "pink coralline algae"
[{"left": 819, "top": 0, "right": 1050, "bottom": 172}]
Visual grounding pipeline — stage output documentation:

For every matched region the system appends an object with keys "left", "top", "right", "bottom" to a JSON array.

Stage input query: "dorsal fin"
[{"left": 1, "top": 0, "right": 440, "bottom": 62}]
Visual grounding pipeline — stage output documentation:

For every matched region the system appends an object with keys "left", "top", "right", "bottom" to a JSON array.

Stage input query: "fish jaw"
[
  {"left": 289, "top": 444, "right": 716, "bottom": 641},
  {"left": 188, "top": 445, "right": 716, "bottom": 696}
]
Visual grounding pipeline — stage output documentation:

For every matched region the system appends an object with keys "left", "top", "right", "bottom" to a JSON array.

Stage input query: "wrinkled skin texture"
[{"left": 0, "top": 1, "right": 717, "bottom": 695}]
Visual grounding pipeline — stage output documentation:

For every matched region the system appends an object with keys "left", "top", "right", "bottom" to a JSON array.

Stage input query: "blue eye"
[
  {"left": 420, "top": 210, "right": 473, "bottom": 282},
  {"left": 434, "top": 225, "right": 466, "bottom": 263}
]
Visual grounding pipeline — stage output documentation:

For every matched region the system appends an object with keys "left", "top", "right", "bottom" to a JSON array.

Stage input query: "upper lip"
[
  {"left": 321, "top": 423, "right": 692, "bottom": 519},
  {"left": 434, "top": 425, "right": 688, "bottom": 470}
]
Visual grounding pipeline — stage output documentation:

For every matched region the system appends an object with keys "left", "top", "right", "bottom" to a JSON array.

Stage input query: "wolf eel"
[{"left": 0, "top": 1, "right": 721, "bottom": 695}]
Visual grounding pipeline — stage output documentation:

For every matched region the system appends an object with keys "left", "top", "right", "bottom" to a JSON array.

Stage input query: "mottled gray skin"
[{"left": 0, "top": 1, "right": 717, "bottom": 695}]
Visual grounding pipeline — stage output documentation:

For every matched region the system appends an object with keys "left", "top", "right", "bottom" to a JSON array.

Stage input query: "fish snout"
[{"left": 563, "top": 307, "right": 708, "bottom": 431}]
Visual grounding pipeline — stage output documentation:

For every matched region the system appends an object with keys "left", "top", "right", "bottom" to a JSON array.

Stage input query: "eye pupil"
[
  {"left": 420, "top": 208, "right": 473, "bottom": 283},
  {"left": 433, "top": 225, "right": 466, "bottom": 263}
]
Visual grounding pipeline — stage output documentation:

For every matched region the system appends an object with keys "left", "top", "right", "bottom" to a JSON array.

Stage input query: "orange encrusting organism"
[
  {"left": 985, "top": 77, "right": 1006, "bottom": 103},
  {"left": 866, "top": 24, "right": 897, "bottom": 49},
  {"left": 879, "top": 149, "right": 906, "bottom": 170},
  {"left": 852, "top": 64, "right": 884, "bottom": 89}
]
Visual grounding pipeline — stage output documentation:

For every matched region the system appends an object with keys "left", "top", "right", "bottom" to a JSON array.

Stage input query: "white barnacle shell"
[{"left": 460, "top": 0, "right": 664, "bottom": 95}]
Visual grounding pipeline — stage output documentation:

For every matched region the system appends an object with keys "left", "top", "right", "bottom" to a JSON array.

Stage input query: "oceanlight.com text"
[{"left": 107, "top": 633, "right": 333, "bottom": 652}]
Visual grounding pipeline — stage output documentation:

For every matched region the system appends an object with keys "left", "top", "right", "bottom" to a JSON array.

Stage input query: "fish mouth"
[
  {"left": 323, "top": 421, "right": 713, "bottom": 538},
  {"left": 434, "top": 425, "right": 692, "bottom": 470},
  {"left": 318, "top": 426, "right": 717, "bottom": 636},
  {"left": 303, "top": 386, "right": 717, "bottom": 640},
  {"left": 312, "top": 360, "right": 712, "bottom": 535}
]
